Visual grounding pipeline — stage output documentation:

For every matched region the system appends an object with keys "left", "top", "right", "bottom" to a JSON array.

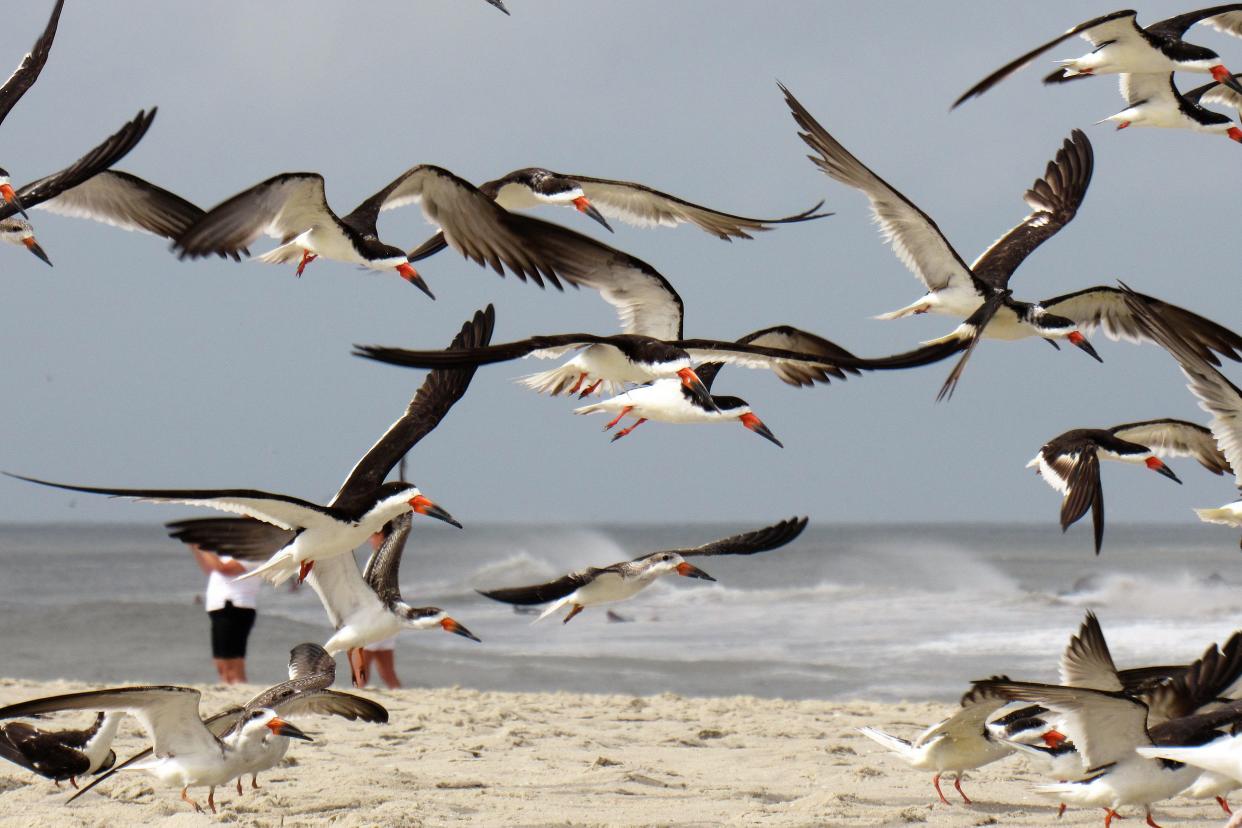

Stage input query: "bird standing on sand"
[{"left": 0, "top": 711, "right": 121, "bottom": 788}]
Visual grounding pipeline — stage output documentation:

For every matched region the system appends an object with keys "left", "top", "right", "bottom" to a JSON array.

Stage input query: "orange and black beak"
[
  {"left": 441, "top": 617, "right": 481, "bottom": 642},
  {"left": 266, "top": 717, "right": 313, "bottom": 741},
  {"left": 1212, "top": 66, "right": 1242, "bottom": 100},
  {"left": 396, "top": 262, "right": 435, "bottom": 300},
  {"left": 1230, "top": 126, "right": 1242, "bottom": 144},
  {"left": 0, "top": 184, "right": 27, "bottom": 219},
  {"left": 677, "top": 367, "right": 717, "bottom": 411},
  {"left": 739, "top": 412, "right": 783, "bottom": 448},
  {"left": 675, "top": 561, "right": 715, "bottom": 581},
  {"left": 1067, "top": 331, "right": 1101, "bottom": 363},
  {"left": 22, "top": 236, "right": 50, "bottom": 267},
  {"left": 409, "top": 494, "right": 462, "bottom": 528},
  {"left": 1146, "top": 456, "right": 1181, "bottom": 484},
  {"left": 572, "top": 196, "right": 612, "bottom": 233}
]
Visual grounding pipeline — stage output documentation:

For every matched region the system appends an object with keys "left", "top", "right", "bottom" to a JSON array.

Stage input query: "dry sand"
[{"left": 0, "top": 678, "right": 1228, "bottom": 827}]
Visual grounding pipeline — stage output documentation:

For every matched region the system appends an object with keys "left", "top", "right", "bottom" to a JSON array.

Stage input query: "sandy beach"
[{"left": 0, "top": 678, "right": 1228, "bottom": 828}]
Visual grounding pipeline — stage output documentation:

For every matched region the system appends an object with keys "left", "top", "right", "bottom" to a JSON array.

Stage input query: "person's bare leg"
[
  {"left": 349, "top": 649, "right": 368, "bottom": 687},
  {"left": 220, "top": 658, "right": 247, "bottom": 684},
  {"left": 371, "top": 651, "right": 401, "bottom": 689},
  {"left": 213, "top": 658, "right": 231, "bottom": 683}
]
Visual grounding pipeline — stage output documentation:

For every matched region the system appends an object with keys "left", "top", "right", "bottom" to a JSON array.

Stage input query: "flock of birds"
[{"left": 2, "top": 1, "right": 1242, "bottom": 823}]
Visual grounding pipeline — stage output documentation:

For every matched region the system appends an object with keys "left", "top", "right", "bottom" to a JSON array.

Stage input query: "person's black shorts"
[{"left": 208, "top": 601, "right": 256, "bottom": 659}]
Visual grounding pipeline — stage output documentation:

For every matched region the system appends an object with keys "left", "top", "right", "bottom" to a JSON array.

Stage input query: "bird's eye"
[{"left": 250, "top": 711, "right": 264, "bottom": 720}]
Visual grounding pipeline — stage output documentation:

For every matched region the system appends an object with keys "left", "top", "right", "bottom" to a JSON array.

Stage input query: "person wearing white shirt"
[{"left": 190, "top": 545, "right": 261, "bottom": 684}]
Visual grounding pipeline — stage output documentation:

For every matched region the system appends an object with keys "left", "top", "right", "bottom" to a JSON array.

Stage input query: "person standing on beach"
[{"left": 190, "top": 544, "right": 261, "bottom": 684}]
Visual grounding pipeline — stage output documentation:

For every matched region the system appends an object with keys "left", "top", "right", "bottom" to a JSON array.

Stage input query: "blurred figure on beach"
[
  {"left": 361, "top": 636, "right": 401, "bottom": 689},
  {"left": 189, "top": 544, "right": 260, "bottom": 684},
  {"left": 357, "top": 526, "right": 402, "bottom": 689}
]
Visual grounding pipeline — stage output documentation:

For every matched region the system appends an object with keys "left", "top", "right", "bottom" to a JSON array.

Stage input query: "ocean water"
[{"left": 0, "top": 521, "right": 1239, "bottom": 701}]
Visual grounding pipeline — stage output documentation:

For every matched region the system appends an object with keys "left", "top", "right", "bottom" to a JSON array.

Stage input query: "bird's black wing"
[
  {"left": 363, "top": 512, "right": 413, "bottom": 606},
  {"left": 1060, "top": 447, "right": 1104, "bottom": 554},
  {"left": 354, "top": 331, "right": 616, "bottom": 371},
  {"left": 951, "top": 10, "right": 1141, "bottom": 106},
  {"left": 164, "top": 516, "right": 295, "bottom": 561},
  {"left": 0, "top": 108, "right": 157, "bottom": 222},
  {"left": 1145, "top": 4, "right": 1242, "bottom": 38},
  {"left": 650, "top": 516, "right": 809, "bottom": 560},
  {"left": 330, "top": 306, "right": 494, "bottom": 512},
  {"left": 0, "top": 0, "right": 63, "bottom": 129},
  {"left": 970, "top": 130, "right": 1093, "bottom": 290},
  {"left": 477, "top": 569, "right": 605, "bottom": 605}
]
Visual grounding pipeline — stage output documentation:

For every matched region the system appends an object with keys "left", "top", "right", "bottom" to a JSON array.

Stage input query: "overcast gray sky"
[{"left": 2, "top": 0, "right": 1239, "bottom": 534}]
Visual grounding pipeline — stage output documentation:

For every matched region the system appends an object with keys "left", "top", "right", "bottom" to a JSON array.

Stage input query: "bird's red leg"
[
  {"left": 297, "top": 560, "right": 314, "bottom": 584},
  {"left": 565, "top": 372, "right": 588, "bottom": 395},
  {"left": 70, "top": 776, "right": 79, "bottom": 790},
  {"left": 611, "top": 418, "right": 647, "bottom": 441},
  {"left": 933, "top": 773, "right": 950, "bottom": 805},
  {"left": 603, "top": 406, "right": 632, "bottom": 431},
  {"left": 1145, "top": 809, "right": 1161, "bottom": 828},
  {"left": 578, "top": 379, "right": 603, "bottom": 398},
  {"left": 207, "top": 786, "right": 217, "bottom": 814},
  {"left": 1057, "top": 802, "right": 1066, "bottom": 818},
  {"left": 953, "top": 774, "right": 972, "bottom": 805},
  {"left": 53, "top": 779, "right": 60, "bottom": 788},
  {"left": 251, "top": 773, "right": 260, "bottom": 790},
  {"left": 1218, "top": 797, "right": 1232, "bottom": 816},
  {"left": 181, "top": 786, "right": 202, "bottom": 813},
  {"left": 294, "top": 251, "right": 317, "bottom": 277},
  {"left": 236, "top": 778, "right": 243, "bottom": 796},
  {"left": 562, "top": 604, "right": 584, "bottom": 624},
  {"left": 1103, "top": 808, "right": 1114, "bottom": 828}
]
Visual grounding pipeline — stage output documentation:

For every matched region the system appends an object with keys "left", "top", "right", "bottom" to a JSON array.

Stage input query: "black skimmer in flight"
[
  {"left": 70, "top": 643, "right": 387, "bottom": 806},
  {"left": 477, "top": 517, "right": 807, "bottom": 623},
  {"left": 357, "top": 319, "right": 974, "bottom": 413},
  {"left": 1101, "top": 72, "right": 1242, "bottom": 140},
  {"left": 0, "top": 0, "right": 63, "bottom": 217},
  {"left": 356, "top": 205, "right": 972, "bottom": 407},
  {"left": 952, "top": 7, "right": 1242, "bottom": 108},
  {"left": 0, "top": 688, "right": 313, "bottom": 814},
  {"left": 1124, "top": 286, "right": 1242, "bottom": 546},
  {"left": 173, "top": 171, "right": 433, "bottom": 295},
  {"left": 1028, "top": 419, "right": 1229, "bottom": 554},
  {"left": 3, "top": 307, "right": 495, "bottom": 584},
  {"left": 406, "top": 166, "right": 829, "bottom": 260},
  {"left": 568, "top": 325, "right": 859, "bottom": 444},
  {"left": 4, "top": 474, "right": 460, "bottom": 587},
  {"left": 484, "top": 0, "right": 510, "bottom": 13},
  {"left": 573, "top": 359, "right": 783, "bottom": 446},
  {"left": 179, "top": 163, "right": 769, "bottom": 300},
  {"left": 858, "top": 682, "right": 1014, "bottom": 806},
  {"left": 0, "top": 108, "right": 160, "bottom": 266},
  {"left": 0, "top": 711, "right": 121, "bottom": 789},
  {"left": 782, "top": 84, "right": 1242, "bottom": 397},
  {"left": 973, "top": 625, "right": 1242, "bottom": 828},
  {"left": 167, "top": 512, "right": 482, "bottom": 687}
]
